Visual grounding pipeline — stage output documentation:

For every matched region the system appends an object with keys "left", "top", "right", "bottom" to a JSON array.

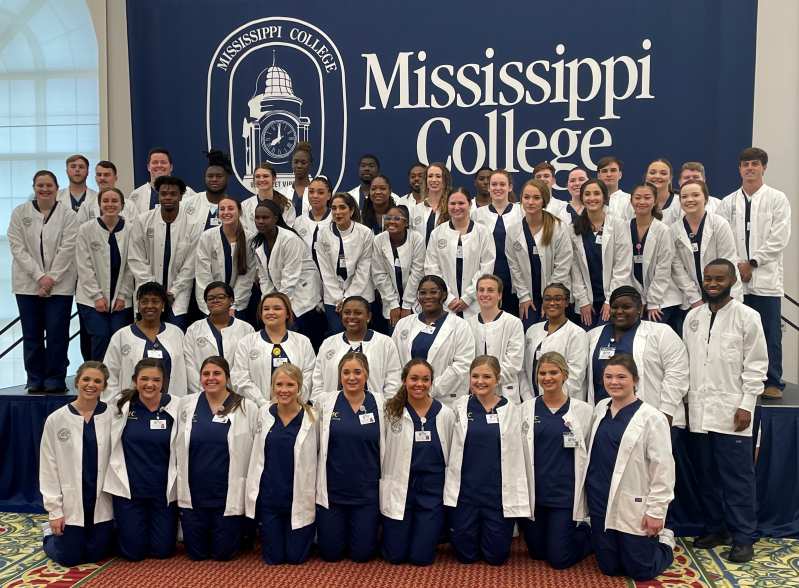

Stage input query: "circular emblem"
[
  {"left": 513, "top": 242, "right": 522, "bottom": 251},
  {"left": 121, "top": 344, "right": 131, "bottom": 356},
  {"left": 689, "top": 319, "right": 699, "bottom": 332},
  {"left": 57, "top": 428, "right": 71, "bottom": 442},
  {"left": 272, "top": 347, "right": 282, "bottom": 357},
  {"left": 90, "top": 241, "right": 102, "bottom": 252},
  {"left": 181, "top": 408, "right": 188, "bottom": 422},
  {"left": 521, "top": 420, "right": 530, "bottom": 434},
  {"left": 400, "top": 329, "right": 409, "bottom": 340},
  {"left": 186, "top": 204, "right": 196, "bottom": 215},
  {"left": 249, "top": 349, "right": 260, "bottom": 360},
  {"left": 325, "top": 349, "right": 336, "bottom": 360},
  {"left": 414, "top": 216, "right": 422, "bottom": 225},
  {"left": 298, "top": 227, "right": 308, "bottom": 237},
  {"left": 197, "top": 337, "right": 208, "bottom": 348},
  {"left": 22, "top": 217, "right": 33, "bottom": 227},
  {"left": 255, "top": 420, "right": 263, "bottom": 435},
  {"left": 391, "top": 420, "right": 402, "bottom": 434},
  {"left": 211, "top": 249, "right": 218, "bottom": 258},
  {"left": 146, "top": 227, "right": 155, "bottom": 239},
  {"left": 454, "top": 411, "right": 460, "bottom": 423},
  {"left": 437, "top": 239, "right": 447, "bottom": 249},
  {"left": 259, "top": 117, "right": 298, "bottom": 159},
  {"left": 320, "top": 241, "right": 330, "bottom": 252}
]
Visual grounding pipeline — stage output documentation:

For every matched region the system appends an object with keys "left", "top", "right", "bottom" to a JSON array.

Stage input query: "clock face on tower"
[{"left": 260, "top": 117, "right": 298, "bottom": 160}]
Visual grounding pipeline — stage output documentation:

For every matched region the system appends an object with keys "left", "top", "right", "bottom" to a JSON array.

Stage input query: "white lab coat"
[
  {"left": 127, "top": 207, "right": 202, "bottom": 315},
  {"left": 103, "top": 323, "right": 188, "bottom": 401},
  {"left": 443, "top": 396, "right": 531, "bottom": 518},
  {"left": 392, "top": 312, "right": 475, "bottom": 408},
  {"left": 240, "top": 194, "right": 297, "bottom": 234},
  {"left": 569, "top": 215, "right": 633, "bottom": 309},
  {"left": 581, "top": 398, "right": 675, "bottom": 534},
  {"left": 380, "top": 402, "right": 455, "bottom": 520},
  {"left": 670, "top": 212, "right": 742, "bottom": 306},
  {"left": 425, "top": 221, "right": 496, "bottom": 318},
  {"left": 176, "top": 393, "right": 257, "bottom": 515},
  {"left": 471, "top": 202, "right": 523, "bottom": 233},
  {"left": 587, "top": 321, "right": 689, "bottom": 426},
  {"left": 231, "top": 330, "right": 316, "bottom": 406},
  {"left": 658, "top": 193, "right": 683, "bottom": 226},
  {"left": 75, "top": 217, "right": 135, "bottom": 309},
  {"left": 682, "top": 300, "right": 768, "bottom": 436},
  {"left": 311, "top": 330, "right": 402, "bottom": 403},
  {"left": 315, "top": 391, "right": 386, "bottom": 508},
  {"left": 520, "top": 396, "right": 593, "bottom": 520},
  {"left": 316, "top": 222, "right": 375, "bottom": 305},
  {"left": 182, "top": 191, "right": 224, "bottom": 232},
  {"left": 719, "top": 184, "right": 792, "bottom": 296},
  {"left": 57, "top": 187, "right": 98, "bottom": 225},
  {"left": 546, "top": 198, "right": 571, "bottom": 224},
  {"left": 372, "top": 230, "right": 426, "bottom": 318},
  {"left": 522, "top": 319, "right": 589, "bottom": 401},
  {"left": 245, "top": 405, "right": 319, "bottom": 529},
  {"left": 506, "top": 218, "right": 573, "bottom": 304},
  {"left": 347, "top": 186, "right": 401, "bottom": 210},
  {"left": 252, "top": 227, "right": 321, "bottom": 317},
  {"left": 628, "top": 218, "right": 682, "bottom": 310},
  {"left": 293, "top": 211, "right": 332, "bottom": 254},
  {"left": 39, "top": 403, "right": 113, "bottom": 526},
  {"left": 194, "top": 226, "right": 256, "bottom": 314},
  {"left": 183, "top": 317, "right": 254, "bottom": 395},
  {"left": 127, "top": 182, "right": 197, "bottom": 217},
  {"left": 607, "top": 190, "right": 633, "bottom": 221},
  {"left": 409, "top": 202, "right": 440, "bottom": 240},
  {"left": 103, "top": 394, "right": 181, "bottom": 502},
  {"left": 466, "top": 312, "right": 525, "bottom": 403},
  {"left": 8, "top": 200, "right": 78, "bottom": 295},
  {"left": 395, "top": 193, "right": 423, "bottom": 210}
]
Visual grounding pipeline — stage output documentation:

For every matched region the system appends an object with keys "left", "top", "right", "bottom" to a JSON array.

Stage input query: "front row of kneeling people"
[{"left": 40, "top": 258, "right": 766, "bottom": 579}]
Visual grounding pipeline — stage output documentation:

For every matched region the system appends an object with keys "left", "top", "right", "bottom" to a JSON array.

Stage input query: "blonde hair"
[
  {"left": 520, "top": 178, "right": 559, "bottom": 246},
  {"left": 271, "top": 363, "right": 315, "bottom": 422},
  {"left": 536, "top": 351, "right": 570, "bottom": 382}
]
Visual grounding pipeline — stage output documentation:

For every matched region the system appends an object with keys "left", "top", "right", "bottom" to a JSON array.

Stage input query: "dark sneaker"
[
  {"left": 724, "top": 544, "right": 754, "bottom": 563},
  {"left": 693, "top": 532, "right": 732, "bottom": 549}
]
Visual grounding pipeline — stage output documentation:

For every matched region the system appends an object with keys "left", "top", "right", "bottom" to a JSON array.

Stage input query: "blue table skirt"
[{"left": 1, "top": 394, "right": 797, "bottom": 538}]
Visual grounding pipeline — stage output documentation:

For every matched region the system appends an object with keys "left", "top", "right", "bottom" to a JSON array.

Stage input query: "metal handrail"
[
  {"left": 785, "top": 293, "right": 799, "bottom": 308},
  {"left": 0, "top": 310, "right": 79, "bottom": 361},
  {"left": 783, "top": 316, "right": 798, "bottom": 332}
]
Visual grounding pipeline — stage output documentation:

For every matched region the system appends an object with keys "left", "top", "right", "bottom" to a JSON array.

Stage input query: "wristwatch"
[{"left": 748, "top": 259, "right": 759, "bottom": 268}]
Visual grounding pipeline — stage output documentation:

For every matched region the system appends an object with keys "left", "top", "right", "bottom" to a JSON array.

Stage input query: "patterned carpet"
[{"left": 2, "top": 513, "right": 797, "bottom": 587}]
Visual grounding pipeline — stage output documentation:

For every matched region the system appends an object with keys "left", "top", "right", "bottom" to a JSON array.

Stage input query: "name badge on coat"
[
  {"left": 212, "top": 414, "right": 229, "bottom": 424},
  {"left": 359, "top": 412, "right": 375, "bottom": 425},
  {"left": 150, "top": 419, "right": 167, "bottom": 430},
  {"left": 598, "top": 345, "right": 615, "bottom": 360},
  {"left": 147, "top": 349, "right": 164, "bottom": 359},
  {"left": 691, "top": 242, "right": 699, "bottom": 252},
  {"left": 486, "top": 413, "right": 499, "bottom": 424},
  {"left": 415, "top": 430, "right": 431, "bottom": 442},
  {"left": 563, "top": 432, "right": 578, "bottom": 448}
]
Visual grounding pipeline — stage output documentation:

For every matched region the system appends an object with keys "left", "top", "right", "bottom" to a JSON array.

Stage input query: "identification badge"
[
  {"left": 563, "top": 432, "right": 578, "bottom": 448},
  {"left": 359, "top": 412, "right": 376, "bottom": 425},
  {"left": 746, "top": 222, "right": 751, "bottom": 231},
  {"left": 595, "top": 234, "right": 603, "bottom": 245},
  {"left": 456, "top": 245, "right": 464, "bottom": 259},
  {"left": 212, "top": 414, "right": 229, "bottom": 424},
  {"left": 338, "top": 255, "right": 347, "bottom": 269},
  {"left": 691, "top": 242, "right": 699, "bottom": 252},
  {"left": 393, "top": 257, "right": 401, "bottom": 267},
  {"left": 486, "top": 413, "right": 499, "bottom": 424},
  {"left": 532, "top": 246, "right": 540, "bottom": 255},
  {"left": 421, "top": 324, "right": 436, "bottom": 334},
  {"left": 415, "top": 430, "right": 432, "bottom": 442},
  {"left": 150, "top": 419, "right": 167, "bottom": 430},
  {"left": 147, "top": 349, "right": 163, "bottom": 359},
  {"left": 633, "top": 254, "right": 644, "bottom": 263},
  {"left": 209, "top": 217, "right": 221, "bottom": 226},
  {"left": 272, "top": 357, "right": 288, "bottom": 368},
  {"left": 598, "top": 345, "right": 616, "bottom": 359},
  {"left": 535, "top": 348, "right": 542, "bottom": 360}
]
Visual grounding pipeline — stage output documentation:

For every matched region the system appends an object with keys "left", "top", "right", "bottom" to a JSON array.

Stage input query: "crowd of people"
[{"left": 16, "top": 142, "right": 790, "bottom": 578}]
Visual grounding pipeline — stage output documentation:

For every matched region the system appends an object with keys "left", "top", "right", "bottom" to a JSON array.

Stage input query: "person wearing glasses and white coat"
[
  {"left": 466, "top": 275, "right": 525, "bottom": 403},
  {"left": 392, "top": 276, "right": 475, "bottom": 409},
  {"left": 444, "top": 355, "right": 530, "bottom": 565},
  {"left": 519, "top": 352, "right": 593, "bottom": 569}
]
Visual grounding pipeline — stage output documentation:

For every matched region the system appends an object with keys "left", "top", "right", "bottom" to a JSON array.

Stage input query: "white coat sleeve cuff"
[{"left": 739, "top": 393, "right": 757, "bottom": 414}]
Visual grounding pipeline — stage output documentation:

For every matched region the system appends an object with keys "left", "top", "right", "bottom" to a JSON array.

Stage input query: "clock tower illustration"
[{"left": 242, "top": 51, "right": 311, "bottom": 187}]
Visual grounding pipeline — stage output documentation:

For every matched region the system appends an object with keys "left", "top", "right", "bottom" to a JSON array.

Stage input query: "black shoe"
[
  {"left": 43, "top": 388, "right": 68, "bottom": 395},
  {"left": 724, "top": 544, "right": 754, "bottom": 563},
  {"left": 26, "top": 387, "right": 44, "bottom": 395},
  {"left": 693, "top": 532, "right": 732, "bottom": 549}
]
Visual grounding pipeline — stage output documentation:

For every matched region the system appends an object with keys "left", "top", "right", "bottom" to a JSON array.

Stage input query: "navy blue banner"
[{"left": 126, "top": 0, "right": 757, "bottom": 198}]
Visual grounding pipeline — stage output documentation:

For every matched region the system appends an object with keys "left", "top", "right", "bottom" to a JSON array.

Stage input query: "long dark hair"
[
  {"left": 385, "top": 359, "right": 434, "bottom": 421},
  {"left": 201, "top": 356, "right": 245, "bottom": 416},
  {"left": 332, "top": 192, "right": 362, "bottom": 224},
  {"left": 250, "top": 198, "right": 299, "bottom": 251},
  {"left": 218, "top": 196, "right": 248, "bottom": 275},
  {"left": 116, "top": 359, "right": 165, "bottom": 414},
  {"left": 573, "top": 179, "right": 609, "bottom": 236}
]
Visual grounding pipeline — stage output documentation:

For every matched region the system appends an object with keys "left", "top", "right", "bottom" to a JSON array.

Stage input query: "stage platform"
[{"left": 1, "top": 382, "right": 797, "bottom": 537}]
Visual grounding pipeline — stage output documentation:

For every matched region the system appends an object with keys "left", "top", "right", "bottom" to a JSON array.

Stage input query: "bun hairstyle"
[
  {"left": 294, "top": 141, "right": 313, "bottom": 159},
  {"left": 629, "top": 183, "right": 663, "bottom": 220},
  {"left": 205, "top": 149, "right": 233, "bottom": 175}
]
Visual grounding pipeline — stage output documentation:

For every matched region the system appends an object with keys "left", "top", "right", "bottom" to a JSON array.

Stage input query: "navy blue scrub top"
[
  {"left": 259, "top": 405, "right": 304, "bottom": 510},
  {"left": 326, "top": 391, "right": 380, "bottom": 505},
  {"left": 410, "top": 313, "right": 447, "bottom": 361},
  {"left": 98, "top": 217, "right": 125, "bottom": 299},
  {"left": 460, "top": 395, "right": 507, "bottom": 507},
  {"left": 131, "top": 323, "right": 173, "bottom": 387},
  {"left": 522, "top": 221, "right": 543, "bottom": 309},
  {"left": 188, "top": 393, "right": 232, "bottom": 509},
  {"left": 490, "top": 204, "right": 513, "bottom": 285},
  {"left": 68, "top": 401, "right": 107, "bottom": 525},
  {"left": 587, "top": 399, "right": 643, "bottom": 518},
  {"left": 683, "top": 213, "right": 706, "bottom": 288},
  {"left": 630, "top": 218, "right": 648, "bottom": 287},
  {"left": 566, "top": 204, "right": 580, "bottom": 223},
  {"left": 207, "top": 316, "right": 234, "bottom": 357},
  {"left": 533, "top": 396, "right": 575, "bottom": 509},
  {"left": 582, "top": 230, "right": 605, "bottom": 303},
  {"left": 592, "top": 322, "right": 639, "bottom": 403},
  {"left": 122, "top": 396, "right": 173, "bottom": 501},
  {"left": 407, "top": 400, "right": 446, "bottom": 509}
]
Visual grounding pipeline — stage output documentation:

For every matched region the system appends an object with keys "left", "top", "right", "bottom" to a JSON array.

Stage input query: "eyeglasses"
[
  {"left": 206, "top": 294, "right": 231, "bottom": 302},
  {"left": 383, "top": 215, "right": 406, "bottom": 222},
  {"left": 542, "top": 295, "right": 567, "bottom": 303}
]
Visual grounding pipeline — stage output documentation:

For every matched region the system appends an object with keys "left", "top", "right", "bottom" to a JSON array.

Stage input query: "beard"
[{"left": 702, "top": 286, "right": 733, "bottom": 304}]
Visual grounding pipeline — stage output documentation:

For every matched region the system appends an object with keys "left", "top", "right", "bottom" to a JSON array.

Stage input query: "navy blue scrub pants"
[
  {"left": 43, "top": 521, "right": 114, "bottom": 567},
  {"left": 258, "top": 506, "right": 314, "bottom": 565},
  {"left": 692, "top": 431, "right": 757, "bottom": 546},
  {"left": 316, "top": 502, "right": 379, "bottom": 562},
  {"left": 323, "top": 305, "right": 344, "bottom": 337},
  {"left": 113, "top": 496, "right": 177, "bottom": 560},
  {"left": 16, "top": 294, "right": 72, "bottom": 390},
  {"left": 162, "top": 308, "right": 188, "bottom": 332},
  {"left": 666, "top": 427, "right": 704, "bottom": 536},
  {"left": 382, "top": 477, "right": 445, "bottom": 566},
  {"left": 520, "top": 304, "right": 543, "bottom": 332},
  {"left": 590, "top": 516, "right": 673, "bottom": 581},
  {"left": 520, "top": 506, "right": 592, "bottom": 569},
  {"left": 744, "top": 294, "right": 784, "bottom": 390},
  {"left": 77, "top": 304, "right": 133, "bottom": 361},
  {"left": 644, "top": 305, "right": 685, "bottom": 337},
  {"left": 571, "top": 300, "right": 607, "bottom": 332},
  {"left": 449, "top": 502, "right": 515, "bottom": 565},
  {"left": 179, "top": 507, "right": 244, "bottom": 560},
  {"left": 291, "top": 307, "right": 327, "bottom": 353}
]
